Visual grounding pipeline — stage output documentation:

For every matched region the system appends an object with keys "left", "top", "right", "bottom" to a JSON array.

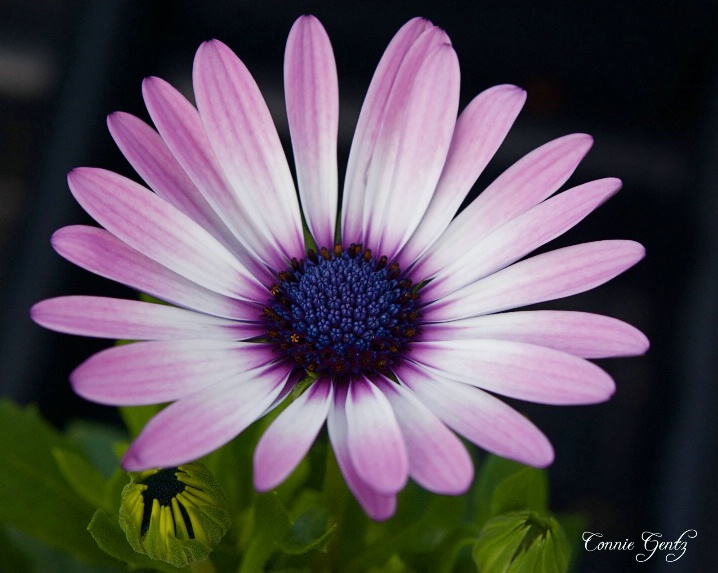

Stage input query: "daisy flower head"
[{"left": 31, "top": 15, "right": 648, "bottom": 520}]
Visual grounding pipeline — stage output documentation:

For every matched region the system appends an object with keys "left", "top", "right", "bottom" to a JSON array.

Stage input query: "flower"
[{"left": 31, "top": 15, "right": 648, "bottom": 520}]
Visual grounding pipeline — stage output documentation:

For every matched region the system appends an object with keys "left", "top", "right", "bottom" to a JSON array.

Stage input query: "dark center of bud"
[
  {"left": 264, "top": 244, "right": 421, "bottom": 376},
  {"left": 140, "top": 467, "right": 193, "bottom": 537}
]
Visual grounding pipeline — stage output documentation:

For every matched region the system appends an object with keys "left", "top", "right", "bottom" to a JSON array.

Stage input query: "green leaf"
[
  {"left": 472, "top": 455, "right": 549, "bottom": 532},
  {"left": 0, "top": 525, "right": 33, "bottom": 573},
  {"left": 0, "top": 400, "right": 118, "bottom": 567},
  {"left": 473, "top": 511, "right": 570, "bottom": 573},
  {"left": 52, "top": 448, "right": 109, "bottom": 510},
  {"left": 87, "top": 509, "right": 184, "bottom": 572},
  {"left": 280, "top": 506, "right": 337, "bottom": 555},
  {"left": 239, "top": 492, "right": 292, "bottom": 573},
  {"left": 489, "top": 468, "right": 548, "bottom": 517},
  {"left": 64, "top": 419, "right": 126, "bottom": 477}
]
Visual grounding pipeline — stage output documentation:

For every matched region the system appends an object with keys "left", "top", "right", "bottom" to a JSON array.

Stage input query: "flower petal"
[
  {"left": 424, "top": 240, "right": 645, "bottom": 322},
  {"left": 67, "top": 168, "right": 267, "bottom": 302},
  {"left": 422, "top": 178, "right": 622, "bottom": 300},
  {"left": 374, "top": 376, "right": 472, "bottom": 494},
  {"left": 411, "top": 339, "right": 615, "bottom": 404},
  {"left": 254, "top": 378, "right": 333, "bottom": 491},
  {"left": 31, "top": 296, "right": 261, "bottom": 341},
  {"left": 193, "top": 40, "right": 304, "bottom": 261},
  {"left": 345, "top": 377, "right": 408, "bottom": 495},
  {"left": 107, "top": 111, "right": 240, "bottom": 254},
  {"left": 371, "top": 43, "right": 461, "bottom": 259},
  {"left": 51, "top": 225, "right": 260, "bottom": 321},
  {"left": 141, "top": 76, "right": 276, "bottom": 278},
  {"left": 284, "top": 15, "right": 338, "bottom": 249},
  {"left": 122, "top": 362, "right": 291, "bottom": 471},
  {"left": 397, "top": 84, "right": 526, "bottom": 269},
  {"left": 71, "top": 340, "right": 277, "bottom": 405},
  {"left": 422, "top": 310, "right": 649, "bottom": 358},
  {"left": 396, "top": 361, "right": 554, "bottom": 467},
  {"left": 327, "top": 384, "right": 396, "bottom": 520},
  {"left": 413, "top": 133, "right": 594, "bottom": 280},
  {"left": 341, "top": 18, "right": 441, "bottom": 245}
]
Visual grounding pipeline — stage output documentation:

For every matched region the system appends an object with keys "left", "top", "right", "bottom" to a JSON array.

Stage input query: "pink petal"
[
  {"left": 141, "top": 76, "right": 277, "bottom": 278},
  {"left": 345, "top": 377, "right": 408, "bottom": 495},
  {"left": 423, "top": 310, "right": 649, "bottom": 358},
  {"left": 340, "top": 18, "right": 440, "bottom": 245},
  {"left": 421, "top": 178, "right": 622, "bottom": 300},
  {"left": 193, "top": 40, "right": 304, "bottom": 261},
  {"left": 327, "top": 384, "right": 396, "bottom": 520},
  {"left": 71, "top": 340, "right": 277, "bottom": 406},
  {"left": 411, "top": 339, "right": 615, "bottom": 404},
  {"left": 396, "top": 361, "right": 554, "bottom": 467},
  {"left": 122, "top": 362, "right": 292, "bottom": 470},
  {"left": 424, "top": 240, "right": 645, "bottom": 322},
  {"left": 413, "top": 133, "right": 594, "bottom": 280},
  {"left": 371, "top": 44, "right": 461, "bottom": 260},
  {"left": 51, "top": 225, "right": 261, "bottom": 321},
  {"left": 254, "top": 378, "right": 333, "bottom": 491},
  {"left": 67, "top": 168, "right": 267, "bottom": 302},
  {"left": 374, "top": 376, "right": 473, "bottom": 494},
  {"left": 31, "top": 296, "right": 261, "bottom": 341},
  {"left": 284, "top": 15, "right": 338, "bottom": 249},
  {"left": 107, "top": 112, "right": 240, "bottom": 254},
  {"left": 397, "top": 85, "right": 526, "bottom": 269}
]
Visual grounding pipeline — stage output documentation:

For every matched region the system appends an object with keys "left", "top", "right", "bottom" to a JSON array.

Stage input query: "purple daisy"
[{"left": 31, "top": 15, "right": 648, "bottom": 520}]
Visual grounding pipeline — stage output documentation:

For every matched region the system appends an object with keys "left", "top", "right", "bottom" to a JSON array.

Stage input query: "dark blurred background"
[{"left": 1, "top": 1, "right": 716, "bottom": 571}]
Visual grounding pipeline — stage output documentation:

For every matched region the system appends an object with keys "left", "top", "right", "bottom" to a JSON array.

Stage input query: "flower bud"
[{"left": 119, "top": 462, "right": 230, "bottom": 567}]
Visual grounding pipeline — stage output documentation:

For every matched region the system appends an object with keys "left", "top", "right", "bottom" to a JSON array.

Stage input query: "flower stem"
[{"left": 190, "top": 558, "right": 217, "bottom": 573}]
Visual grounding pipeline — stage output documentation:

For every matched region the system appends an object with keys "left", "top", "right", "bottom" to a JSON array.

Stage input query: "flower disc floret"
[{"left": 265, "top": 244, "right": 421, "bottom": 376}]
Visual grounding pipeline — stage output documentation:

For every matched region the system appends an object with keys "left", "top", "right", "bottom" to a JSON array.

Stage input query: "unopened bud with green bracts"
[{"left": 119, "top": 462, "right": 230, "bottom": 568}]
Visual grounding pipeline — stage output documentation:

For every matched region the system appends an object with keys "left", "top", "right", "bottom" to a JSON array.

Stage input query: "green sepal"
[
  {"left": 473, "top": 511, "right": 570, "bottom": 573},
  {"left": 88, "top": 509, "right": 182, "bottom": 572}
]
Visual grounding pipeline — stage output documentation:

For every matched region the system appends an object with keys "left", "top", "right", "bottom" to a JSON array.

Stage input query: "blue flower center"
[{"left": 264, "top": 244, "right": 421, "bottom": 376}]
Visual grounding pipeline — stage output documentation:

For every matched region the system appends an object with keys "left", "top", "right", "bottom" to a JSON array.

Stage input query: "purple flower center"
[{"left": 264, "top": 244, "right": 421, "bottom": 377}]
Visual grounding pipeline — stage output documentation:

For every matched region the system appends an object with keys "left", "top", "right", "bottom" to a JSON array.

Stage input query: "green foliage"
[{"left": 0, "top": 398, "right": 580, "bottom": 573}]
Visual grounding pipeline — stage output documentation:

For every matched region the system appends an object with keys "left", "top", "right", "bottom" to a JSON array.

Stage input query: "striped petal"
[
  {"left": 327, "top": 385, "right": 396, "bottom": 521},
  {"left": 345, "top": 377, "right": 408, "bottom": 495},
  {"left": 396, "top": 360, "right": 554, "bottom": 467},
  {"left": 141, "top": 76, "right": 275, "bottom": 278},
  {"left": 31, "top": 296, "right": 261, "bottom": 341},
  {"left": 284, "top": 15, "right": 338, "bottom": 249},
  {"left": 412, "top": 339, "right": 615, "bottom": 405},
  {"left": 397, "top": 84, "right": 526, "bottom": 269},
  {"left": 51, "top": 225, "right": 261, "bottom": 321},
  {"left": 341, "top": 19, "right": 442, "bottom": 245},
  {"left": 122, "top": 362, "right": 291, "bottom": 471},
  {"left": 254, "top": 378, "right": 333, "bottom": 491},
  {"left": 193, "top": 40, "right": 304, "bottom": 261},
  {"left": 424, "top": 240, "right": 645, "bottom": 322},
  {"left": 375, "top": 376, "right": 473, "bottom": 494},
  {"left": 413, "top": 133, "right": 594, "bottom": 280},
  {"left": 71, "top": 340, "right": 277, "bottom": 405},
  {"left": 421, "top": 178, "right": 621, "bottom": 300},
  {"left": 422, "top": 310, "right": 649, "bottom": 358},
  {"left": 371, "top": 44, "right": 460, "bottom": 259},
  {"left": 67, "top": 167, "right": 267, "bottom": 302},
  {"left": 107, "top": 111, "right": 240, "bottom": 255}
]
